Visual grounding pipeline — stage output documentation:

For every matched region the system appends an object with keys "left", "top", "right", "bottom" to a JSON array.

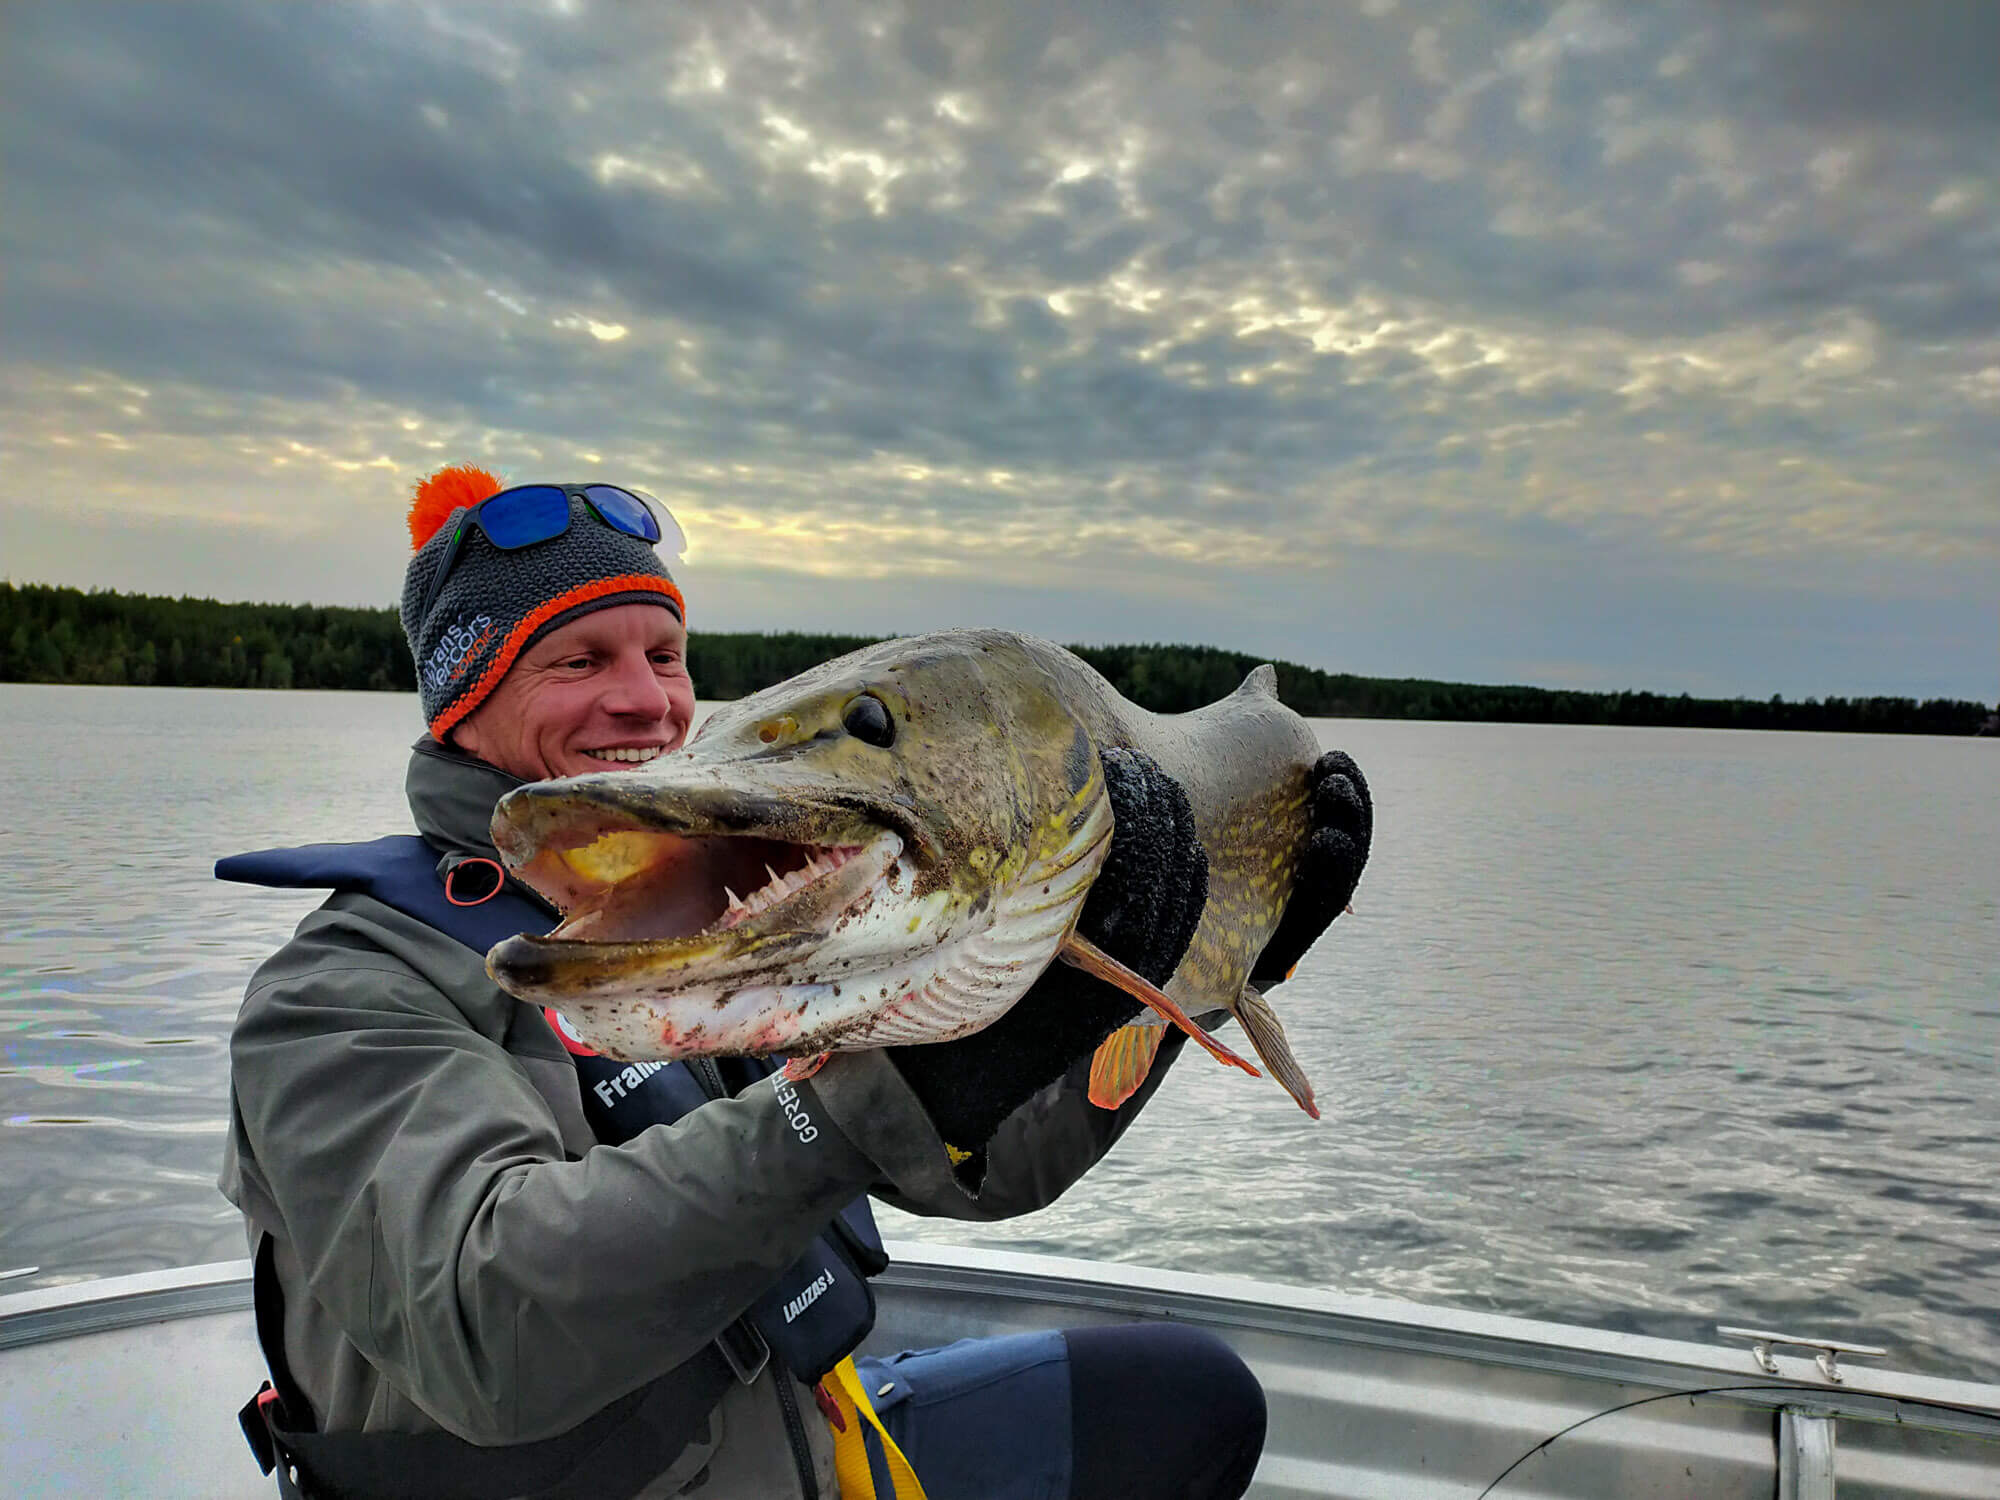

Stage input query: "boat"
[{"left": 4, "top": 1242, "right": 1998, "bottom": 1498}]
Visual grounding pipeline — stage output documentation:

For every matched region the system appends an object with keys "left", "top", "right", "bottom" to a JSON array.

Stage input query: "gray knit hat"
[{"left": 400, "top": 464, "right": 684, "bottom": 740}]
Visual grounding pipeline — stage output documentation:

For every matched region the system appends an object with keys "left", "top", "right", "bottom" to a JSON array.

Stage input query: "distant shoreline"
[{"left": 4, "top": 582, "right": 1993, "bottom": 736}]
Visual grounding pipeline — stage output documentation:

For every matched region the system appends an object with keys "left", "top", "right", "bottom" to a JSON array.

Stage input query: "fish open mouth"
[
  {"left": 531, "top": 826, "right": 896, "bottom": 946},
  {"left": 484, "top": 772, "right": 911, "bottom": 1005},
  {"left": 499, "top": 825, "right": 904, "bottom": 952}
]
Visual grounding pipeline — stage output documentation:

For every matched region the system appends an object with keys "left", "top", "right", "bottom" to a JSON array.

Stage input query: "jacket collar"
[
  {"left": 406, "top": 736, "right": 526, "bottom": 861},
  {"left": 403, "top": 738, "right": 582, "bottom": 1099}
]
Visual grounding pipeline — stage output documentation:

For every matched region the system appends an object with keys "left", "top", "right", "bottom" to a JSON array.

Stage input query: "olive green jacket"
[{"left": 218, "top": 739, "right": 1179, "bottom": 1498}]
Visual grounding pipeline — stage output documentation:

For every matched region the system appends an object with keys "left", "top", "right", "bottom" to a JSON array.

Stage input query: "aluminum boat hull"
[{"left": 4, "top": 1244, "right": 1997, "bottom": 1498}]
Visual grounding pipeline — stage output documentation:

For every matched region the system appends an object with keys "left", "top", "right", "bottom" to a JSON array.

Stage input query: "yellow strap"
[{"left": 824, "top": 1355, "right": 929, "bottom": 1500}]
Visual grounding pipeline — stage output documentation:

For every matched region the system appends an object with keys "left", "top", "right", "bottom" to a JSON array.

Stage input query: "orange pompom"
[{"left": 408, "top": 464, "right": 504, "bottom": 551}]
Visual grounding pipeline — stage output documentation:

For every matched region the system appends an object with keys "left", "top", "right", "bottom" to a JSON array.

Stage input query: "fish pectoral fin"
[
  {"left": 1235, "top": 985, "right": 1320, "bottom": 1120},
  {"left": 1058, "top": 934, "right": 1260, "bottom": 1080},
  {"left": 1088, "top": 1024, "right": 1168, "bottom": 1111},
  {"left": 781, "top": 1051, "right": 831, "bottom": 1082}
]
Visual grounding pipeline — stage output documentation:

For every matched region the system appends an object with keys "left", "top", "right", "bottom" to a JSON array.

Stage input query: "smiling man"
[
  {"left": 219, "top": 465, "right": 1371, "bottom": 1500},
  {"left": 402, "top": 465, "right": 696, "bottom": 773}
]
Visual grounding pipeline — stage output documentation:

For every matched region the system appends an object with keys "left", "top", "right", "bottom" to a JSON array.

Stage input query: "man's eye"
[{"left": 562, "top": 656, "right": 594, "bottom": 670}]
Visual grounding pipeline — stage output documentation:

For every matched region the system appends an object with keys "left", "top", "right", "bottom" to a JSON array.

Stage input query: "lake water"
[{"left": 3, "top": 683, "right": 1996, "bottom": 1382}]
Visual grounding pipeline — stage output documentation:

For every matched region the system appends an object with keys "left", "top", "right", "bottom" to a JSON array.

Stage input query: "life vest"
[{"left": 218, "top": 835, "right": 885, "bottom": 1500}]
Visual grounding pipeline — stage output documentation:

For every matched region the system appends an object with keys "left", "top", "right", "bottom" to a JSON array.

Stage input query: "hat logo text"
[{"left": 423, "top": 614, "right": 496, "bottom": 695}]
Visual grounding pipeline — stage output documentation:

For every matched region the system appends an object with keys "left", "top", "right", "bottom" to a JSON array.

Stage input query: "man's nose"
[{"left": 600, "top": 648, "right": 671, "bottom": 719}]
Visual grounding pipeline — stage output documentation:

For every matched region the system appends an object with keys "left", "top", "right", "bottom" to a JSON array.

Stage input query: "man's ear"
[{"left": 447, "top": 710, "right": 483, "bottom": 759}]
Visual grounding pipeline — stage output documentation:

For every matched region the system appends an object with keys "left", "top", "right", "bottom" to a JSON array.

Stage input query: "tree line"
[{"left": 3, "top": 583, "right": 1993, "bottom": 736}]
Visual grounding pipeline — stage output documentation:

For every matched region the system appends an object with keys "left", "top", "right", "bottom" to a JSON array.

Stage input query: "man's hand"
[
  {"left": 886, "top": 747, "right": 1208, "bottom": 1150},
  {"left": 1249, "top": 750, "right": 1372, "bottom": 988}
]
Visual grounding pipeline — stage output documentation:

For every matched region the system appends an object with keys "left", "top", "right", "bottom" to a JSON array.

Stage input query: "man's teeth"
[
  {"left": 721, "top": 847, "right": 859, "bottom": 929},
  {"left": 588, "top": 746, "right": 664, "bottom": 763}
]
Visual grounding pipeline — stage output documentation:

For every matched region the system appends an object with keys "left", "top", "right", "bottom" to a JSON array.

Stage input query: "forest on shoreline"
[{"left": 4, "top": 582, "right": 1993, "bottom": 735}]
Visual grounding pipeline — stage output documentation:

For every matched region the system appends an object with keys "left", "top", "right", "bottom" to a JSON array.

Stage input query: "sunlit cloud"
[{"left": 2, "top": 1, "right": 1995, "bottom": 697}]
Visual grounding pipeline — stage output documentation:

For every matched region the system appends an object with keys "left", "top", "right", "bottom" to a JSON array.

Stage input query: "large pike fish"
[{"left": 486, "top": 629, "right": 1325, "bottom": 1116}]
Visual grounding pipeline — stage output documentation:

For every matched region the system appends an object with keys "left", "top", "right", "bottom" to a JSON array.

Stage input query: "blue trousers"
[{"left": 851, "top": 1323, "right": 1265, "bottom": 1500}]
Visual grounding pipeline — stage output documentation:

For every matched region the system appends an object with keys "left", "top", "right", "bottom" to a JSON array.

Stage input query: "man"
[{"left": 220, "top": 465, "right": 1372, "bottom": 1500}]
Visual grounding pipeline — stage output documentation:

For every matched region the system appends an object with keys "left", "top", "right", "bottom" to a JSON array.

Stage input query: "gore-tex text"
[{"left": 772, "top": 1075, "right": 820, "bottom": 1144}]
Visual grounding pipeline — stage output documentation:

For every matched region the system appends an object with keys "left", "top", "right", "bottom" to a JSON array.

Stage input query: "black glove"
[
  {"left": 887, "top": 747, "right": 1209, "bottom": 1149},
  {"left": 1248, "top": 749, "right": 1371, "bottom": 988}
]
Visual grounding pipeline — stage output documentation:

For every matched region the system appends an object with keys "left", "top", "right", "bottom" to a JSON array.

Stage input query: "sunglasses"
[{"left": 416, "top": 483, "right": 687, "bottom": 626}]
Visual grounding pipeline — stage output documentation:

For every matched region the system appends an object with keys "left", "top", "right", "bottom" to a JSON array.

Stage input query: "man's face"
[{"left": 452, "top": 602, "right": 695, "bottom": 782}]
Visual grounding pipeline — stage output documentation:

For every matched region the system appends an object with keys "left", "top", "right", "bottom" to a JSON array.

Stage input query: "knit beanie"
[{"left": 400, "top": 464, "right": 686, "bottom": 740}]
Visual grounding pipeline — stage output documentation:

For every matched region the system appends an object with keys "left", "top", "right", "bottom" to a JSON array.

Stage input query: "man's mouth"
[{"left": 582, "top": 745, "right": 666, "bottom": 765}]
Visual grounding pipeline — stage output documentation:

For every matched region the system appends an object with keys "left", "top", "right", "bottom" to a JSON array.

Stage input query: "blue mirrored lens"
[
  {"left": 582, "top": 485, "right": 664, "bottom": 545},
  {"left": 476, "top": 486, "right": 573, "bottom": 549}
]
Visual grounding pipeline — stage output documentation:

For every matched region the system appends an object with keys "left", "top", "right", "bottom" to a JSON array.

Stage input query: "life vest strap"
[{"left": 822, "top": 1356, "right": 929, "bottom": 1500}]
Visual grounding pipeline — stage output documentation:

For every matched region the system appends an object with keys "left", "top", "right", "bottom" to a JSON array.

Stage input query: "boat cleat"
[{"left": 1717, "top": 1325, "right": 1888, "bottom": 1384}]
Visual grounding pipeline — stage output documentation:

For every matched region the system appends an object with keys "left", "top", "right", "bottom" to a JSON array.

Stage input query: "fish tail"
[
  {"left": 1088, "top": 1024, "right": 1167, "bottom": 1110},
  {"left": 1235, "top": 986, "right": 1321, "bottom": 1120}
]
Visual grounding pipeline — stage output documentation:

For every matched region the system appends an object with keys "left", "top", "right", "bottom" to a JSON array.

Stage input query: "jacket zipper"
[
  {"left": 691, "top": 1057, "right": 820, "bottom": 1498},
  {"left": 691, "top": 1058, "right": 728, "bottom": 1102},
  {"left": 773, "top": 1369, "right": 820, "bottom": 1499}
]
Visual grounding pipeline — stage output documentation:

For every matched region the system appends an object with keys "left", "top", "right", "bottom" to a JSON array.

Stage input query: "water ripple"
[{"left": 5, "top": 688, "right": 1999, "bottom": 1382}]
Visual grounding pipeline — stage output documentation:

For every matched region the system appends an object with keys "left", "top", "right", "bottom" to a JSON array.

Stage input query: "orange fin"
[
  {"left": 1236, "top": 985, "right": 1320, "bottom": 1120},
  {"left": 1088, "top": 1024, "right": 1168, "bottom": 1110},
  {"left": 782, "top": 1051, "right": 830, "bottom": 1082},
  {"left": 1059, "top": 934, "right": 1260, "bottom": 1080}
]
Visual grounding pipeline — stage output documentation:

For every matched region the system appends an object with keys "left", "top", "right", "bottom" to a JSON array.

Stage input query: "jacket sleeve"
[
  {"left": 804, "top": 1030, "right": 1190, "bottom": 1221},
  {"left": 229, "top": 904, "right": 877, "bottom": 1446}
]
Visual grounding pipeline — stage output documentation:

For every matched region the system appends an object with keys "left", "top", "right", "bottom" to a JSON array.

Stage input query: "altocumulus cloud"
[{"left": 2, "top": 0, "right": 1995, "bottom": 697}]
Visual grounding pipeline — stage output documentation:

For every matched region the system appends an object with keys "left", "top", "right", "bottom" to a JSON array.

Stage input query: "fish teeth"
[{"left": 722, "top": 845, "right": 868, "bottom": 928}]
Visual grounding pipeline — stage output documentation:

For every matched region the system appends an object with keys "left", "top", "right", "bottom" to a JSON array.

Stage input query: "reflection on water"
[{"left": 4, "top": 684, "right": 1997, "bottom": 1381}]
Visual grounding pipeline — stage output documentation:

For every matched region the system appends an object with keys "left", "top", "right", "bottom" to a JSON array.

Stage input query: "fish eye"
[{"left": 842, "top": 693, "right": 895, "bottom": 748}]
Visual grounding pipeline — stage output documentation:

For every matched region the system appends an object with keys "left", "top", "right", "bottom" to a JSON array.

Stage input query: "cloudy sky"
[{"left": 4, "top": 2, "right": 1996, "bottom": 700}]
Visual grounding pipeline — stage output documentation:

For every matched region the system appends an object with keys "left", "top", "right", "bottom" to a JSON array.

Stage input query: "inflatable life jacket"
[{"left": 218, "top": 835, "right": 886, "bottom": 1500}]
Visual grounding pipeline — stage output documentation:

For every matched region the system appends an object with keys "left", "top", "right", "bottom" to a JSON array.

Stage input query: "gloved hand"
[
  {"left": 886, "top": 746, "right": 1209, "bottom": 1150},
  {"left": 1248, "top": 749, "right": 1372, "bottom": 988}
]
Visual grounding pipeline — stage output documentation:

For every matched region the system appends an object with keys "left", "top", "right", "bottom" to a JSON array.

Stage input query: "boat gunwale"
[
  {"left": 876, "top": 1245, "right": 2000, "bottom": 1442},
  {"left": 5, "top": 1243, "right": 1998, "bottom": 1443},
  {"left": 0, "top": 1258, "right": 250, "bottom": 1351}
]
